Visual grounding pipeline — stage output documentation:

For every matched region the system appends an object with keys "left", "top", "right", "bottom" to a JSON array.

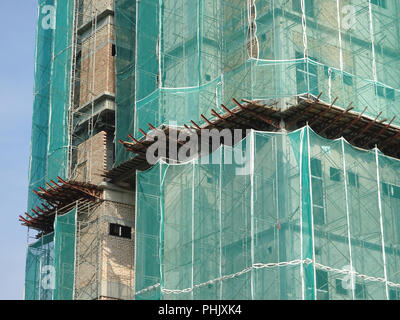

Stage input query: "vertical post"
[
  {"left": 47, "top": 0, "right": 57, "bottom": 178},
  {"left": 341, "top": 139, "right": 355, "bottom": 300},
  {"left": 250, "top": 130, "right": 255, "bottom": 299},
  {"left": 39, "top": 236, "right": 43, "bottom": 300},
  {"left": 133, "top": 0, "right": 139, "bottom": 133},
  {"left": 299, "top": 127, "right": 305, "bottom": 300},
  {"left": 368, "top": 0, "right": 377, "bottom": 82},
  {"left": 89, "top": 7, "right": 98, "bottom": 183},
  {"left": 336, "top": 0, "right": 344, "bottom": 72},
  {"left": 24, "top": 227, "right": 31, "bottom": 300},
  {"left": 306, "top": 125, "right": 317, "bottom": 300},
  {"left": 159, "top": 163, "right": 167, "bottom": 297},
  {"left": 300, "top": 0, "right": 309, "bottom": 93},
  {"left": 72, "top": 200, "right": 78, "bottom": 300},
  {"left": 97, "top": 201, "right": 103, "bottom": 299},
  {"left": 197, "top": 0, "right": 202, "bottom": 86},
  {"left": 134, "top": 170, "right": 139, "bottom": 299},
  {"left": 53, "top": 209, "right": 58, "bottom": 301},
  {"left": 375, "top": 147, "right": 389, "bottom": 299},
  {"left": 275, "top": 134, "right": 280, "bottom": 298},
  {"left": 158, "top": 0, "right": 163, "bottom": 88},
  {"left": 75, "top": 207, "right": 80, "bottom": 300},
  {"left": 67, "top": 0, "right": 78, "bottom": 179},
  {"left": 219, "top": 147, "right": 223, "bottom": 299},
  {"left": 191, "top": 161, "right": 195, "bottom": 299}
]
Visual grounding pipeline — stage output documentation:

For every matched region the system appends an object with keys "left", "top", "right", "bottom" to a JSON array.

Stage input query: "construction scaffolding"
[
  {"left": 24, "top": 0, "right": 400, "bottom": 301},
  {"left": 25, "top": 199, "right": 135, "bottom": 300},
  {"left": 113, "top": 0, "right": 400, "bottom": 145},
  {"left": 25, "top": 0, "right": 135, "bottom": 301},
  {"left": 73, "top": 201, "right": 101, "bottom": 300},
  {"left": 114, "top": 0, "right": 136, "bottom": 166},
  {"left": 135, "top": 126, "right": 400, "bottom": 300},
  {"left": 28, "top": 0, "right": 74, "bottom": 212},
  {"left": 74, "top": 200, "right": 135, "bottom": 300},
  {"left": 25, "top": 207, "right": 76, "bottom": 300},
  {"left": 69, "top": 0, "right": 115, "bottom": 184}
]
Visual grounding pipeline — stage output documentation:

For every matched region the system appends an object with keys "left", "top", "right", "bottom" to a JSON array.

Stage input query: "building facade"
[{"left": 23, "top": 0, "right": 400, "bottom": 300}]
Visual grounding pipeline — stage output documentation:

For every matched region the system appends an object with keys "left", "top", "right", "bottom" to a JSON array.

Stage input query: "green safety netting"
[
  {"left": 28, "top": 0, "right": 54, "bottom": 211},
  {"left": 115, "top": 0, "right": 137, "bottom": 165},
  {"left": 28, "top": 0, "right": 73, "bottom": 211},
  {"left": 135, "top": 126, "right": 400, "bottom": 300},
  {"left": 53, "top": 208, "right": 76, "bottom": 300},
  {"left": 24, "top": 208, "right": 76, "bottom": 300},
  {"left": 24, "top": 232, "right": 54, "bottom": 300},
  {"left": 47, "top": 0, "right": 74, "bottom": 180},
  {"left": 113, "top": 0, "right": 400, "bottom": 149},
  {"left": 27, "top": 0, "right": 400, "bottom": 300}
]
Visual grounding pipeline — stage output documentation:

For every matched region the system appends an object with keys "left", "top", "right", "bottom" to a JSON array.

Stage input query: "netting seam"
[
  {"left": 136, "top": 259, "right": 313, "bottom": 295},
  {"left": 135, "top": 259, "right": 400, "bottom": 296}
]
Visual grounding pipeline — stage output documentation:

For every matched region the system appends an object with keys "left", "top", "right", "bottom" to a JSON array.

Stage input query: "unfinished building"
[{"left": 23, "top": 0, "right": 400, "bottom": 300}]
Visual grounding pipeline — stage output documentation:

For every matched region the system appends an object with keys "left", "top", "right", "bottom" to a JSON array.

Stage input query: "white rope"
[
  {"left": 368, "top": 0, "right": 377, "bottom": 82},
  {"left": 250, "top": 130, "right": 255, "bottom": 299},
  {"left": 341, "top": 139, "right": 355, "bottom": 300},
  {"left": 133, "top": 0, "right": 139, "bottom": 133},
  {"left": 191, "top": 161, "right": 195, "bottom": 299},
  {"left": 158, "top": 0, "right": 163, "bottom": 88},
  {"left": 197, "top": 0, "right": 200, "bottom": 86},
  {"left": 219, "top": 149, "right": 223, "bottom": 299},
  {"left": 300, "top": 0, "right": 308, "bottom": 58},
  {"left": 388, "top": 281, "right": 400, "bottom": 289},
  {"left": 155, "top": 259, "right": 313, "bottom": 295},
  {"left": 314, "top": 262, "right": 391, "bottom": 284},
  {"left": 135, "top": 283, "right": 161, "bottom": 296},
  {"left": 135, "top": 258, "right": 400, "bottom": 296},
  {"left": 72, "top": 201, "right": 78, "bottom": 300},
  {"left": 38, "top": 235, "right": 43, "bottom": 299},
  {"left": 306, "top": 125, "right": 318, "bottom": 299},
  {"left": 299, "top": 127, "right": 305, "bottom": 300},
  {"left": 300, "top": 0, "right": 310, "bottom": 95},
  {"left": 336, "top": 0, "right": 344, "bottom": 71},
  {"left": 375, "top": 148, "right": 389, "bottom": 299},
  {"left": 247, "top": 0, "right": 259, "bottom": 60},
  {"left": 159, "top": 163, "right": 168, "bottom": 291}
]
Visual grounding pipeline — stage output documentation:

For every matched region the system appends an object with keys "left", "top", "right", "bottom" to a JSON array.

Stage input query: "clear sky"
[{"left": 0, "top": 0, "right": 38, "bottom": 299}]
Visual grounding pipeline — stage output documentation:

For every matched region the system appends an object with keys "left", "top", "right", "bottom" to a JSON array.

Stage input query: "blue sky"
[{"left": 0, "top": 1, "right": 38, "bottom": 299}]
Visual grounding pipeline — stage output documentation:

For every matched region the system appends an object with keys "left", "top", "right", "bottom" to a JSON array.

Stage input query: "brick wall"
[
  {"left": 79, "top": 23, "right": 115, "bottom": 107},
  {"left": 98, "top": 201, "right": 135, "bottom": 300},
  {"left": 75, "top": 200, "right": 135, "bottom": 300},
  {"left": 74, "top": 131, "right": 108, "bottom": 185}
]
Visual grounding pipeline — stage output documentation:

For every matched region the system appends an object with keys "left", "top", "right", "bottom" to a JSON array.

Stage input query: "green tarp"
[
  {"left": 135, "top": 127, "right": 400, "bottom": 300},
  {"left": 24, "top": 208, "right": 76, "bottom": 300}
]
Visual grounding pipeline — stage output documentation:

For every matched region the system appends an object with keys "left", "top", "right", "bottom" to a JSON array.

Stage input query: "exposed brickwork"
[
  {"left": 79, "top": 23, "right": 115, "bottom": 107},
  {"left": 99, "top": 202, "right": 135, "bottom": 299},
  {"left": 75, "top": 200, "right": 135, "bottom": 300},
  {"left": 73, "top": 0, "right": 135, "bottom": 301},
  {"left": 74, "top": 131, "right": 108, "bottom": 185}
]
